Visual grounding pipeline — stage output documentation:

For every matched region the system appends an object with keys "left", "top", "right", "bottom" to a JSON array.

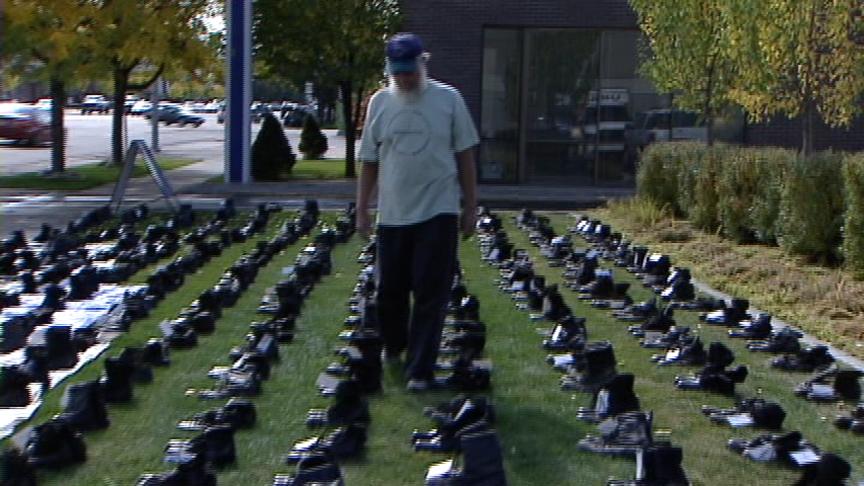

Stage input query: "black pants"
[{"left": 376, "top": 214, "right": 458, "bottom": 380}]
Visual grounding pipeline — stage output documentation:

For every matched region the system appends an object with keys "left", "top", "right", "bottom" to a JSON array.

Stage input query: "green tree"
[
  {"left": 723, "top": 0, "right": 864, "bottom": 155},
  {"left": 254, "top": 0, "right": 401, "bottom": 177},
  {"left": 630, "top": 0, "right": 736, "bottom": 146},
  {"left": 81, "top": 0, "right": 216, "bottom": 165},
  {"left": 4, "top": 1, "right": 94, "bottom": 172}
]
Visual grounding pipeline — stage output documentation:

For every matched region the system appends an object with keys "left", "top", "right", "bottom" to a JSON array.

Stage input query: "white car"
[
  {"left": 625, "top": 109, "right": 707, "bottom": 150},
  {"left": 130, "top": 100, "right": 152, "bottom": 115},
  {"left": 204, "top": 101, "right": 221, "bottom": 113},
  {"left": 581, "top": 89, "right": 631, "bottom": 153},
  {"left": 35, "top": 99, "right": 53, "bottom": 111}
]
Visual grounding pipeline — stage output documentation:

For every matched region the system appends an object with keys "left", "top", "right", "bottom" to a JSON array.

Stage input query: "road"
[{"left": 0, "top": 110, "right": 347, "bottom": 175}]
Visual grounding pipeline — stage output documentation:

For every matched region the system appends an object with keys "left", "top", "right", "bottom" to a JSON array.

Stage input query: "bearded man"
[{"left": 356, "top": 32, "right": 479, "bottom": 392}]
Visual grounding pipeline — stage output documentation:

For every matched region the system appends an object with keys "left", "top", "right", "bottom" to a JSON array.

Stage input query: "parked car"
[
  {"left": 580, "top": 89, "right": 631, "bottom": 154},
  {"left": 80, "top": 94, "right": 111, "bottom": 115},
  {"left": 190, "top": 101, "right": 208, "bottom": 113},
  {"left": 35, "top": 99, "right": 53, "bottom": 111},
  {"left": 217, "top": 103, "right": 285, "bottom": 124},
  {"left": 0, "top": 103, "right": 52, "bottom": 146},
  {"left": 251, "top": 102, "right": 271, "bottom": 124},
  {"left": 203, "top": 101, "right": 221, "bottom": 113},
  {"left": 130, "top": 100, "right": 152, "bottom": 115},
  {"left": 123, "top": 95, "right": 140, "bottom": 114},
  {"left": 625, "top": 109, "right": 707, "bottom": 151},
  {"left": 282, "top": 106, "right": 314, "bottom": 128},
  {"left": 144, "top": 105, "right": 204, "bottom": 127}
]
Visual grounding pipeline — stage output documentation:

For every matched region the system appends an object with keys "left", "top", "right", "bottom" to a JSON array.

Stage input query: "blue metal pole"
[{"left": 225, "top": 0, "right": 252, "bottom": 183}]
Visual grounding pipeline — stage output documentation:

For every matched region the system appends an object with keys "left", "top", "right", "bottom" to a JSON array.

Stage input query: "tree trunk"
[
  {"left": 704, "top": 55, "right": 716, "bottom": 147},
  {"left": 49, "top": 76, "right": 66, "bottom": 173},
  {"left": 706, "top": 114, "right": 715, "bottom": 147},
  {"left": 802, "top": 100, "right": 814, "bottom": 157},
  {"left": 111, "top": 68, "right": 130, "bottom": 166},
  {"left": 353, "top": 87, "right": 365, "bottom": 131},
  {"left": 340, "top": 80, "right": 356, "bottom": 178}
]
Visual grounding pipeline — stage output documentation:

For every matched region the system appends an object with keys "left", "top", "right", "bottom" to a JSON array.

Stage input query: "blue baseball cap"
[{"left": 386, "top": 33, "right": 425, "bottom": 74}]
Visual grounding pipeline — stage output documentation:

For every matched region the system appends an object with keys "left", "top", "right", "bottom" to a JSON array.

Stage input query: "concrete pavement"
[
  {"left": 0, "top": 111, "right": 347, "bottom": 175},
  {"left": 1, "top": 113, "right": 634, "bottom": 235}
]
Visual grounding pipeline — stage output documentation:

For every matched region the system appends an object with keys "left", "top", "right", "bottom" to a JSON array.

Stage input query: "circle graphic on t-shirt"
[{"left": 387, "top": 109, "right": 432, "bottom": 156}]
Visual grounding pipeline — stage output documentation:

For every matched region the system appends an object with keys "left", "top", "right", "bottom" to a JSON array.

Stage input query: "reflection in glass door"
[
  {"left": 523, "top": 29, "right": 601, "bottom": 183},
  {"left": 479, "top": 27, "right": 676, "bottom": 185},
  {"left": 479, "top": 29, "right": 522, "bottom": 183}
]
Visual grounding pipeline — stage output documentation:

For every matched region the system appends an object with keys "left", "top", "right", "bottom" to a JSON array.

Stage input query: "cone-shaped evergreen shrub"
[
  {"left": 298, "top": 115, "right": 328, "bottom": 160},
  {"left": 251, "top": 113, "right": 296, "bottom": 181}
]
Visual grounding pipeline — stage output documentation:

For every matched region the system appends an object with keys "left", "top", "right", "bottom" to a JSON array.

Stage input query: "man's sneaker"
[{"left": 406, "top": 378, "right": 433, "bottom": 392}]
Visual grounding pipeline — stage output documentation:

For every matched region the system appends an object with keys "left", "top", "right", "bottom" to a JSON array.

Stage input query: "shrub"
[
  {"left": 672, "top": 142, "right": 709, "bottom": 222},
  {"left": 747, "top": 148, "right": 792, "bottom": 245},
  {"left": 606, "top": 197, "right": 673, "bottom": 229},
  {"left": 717, "top": 147, "right": 794, "bottom": 244},
  {"left": 778, "top": 152, "right": 845, "bottom": 263},
  {"left": 717, "top": 147, "right": 759, "bottom": 242},
  {"left": 251, "top": 113, "right": 296, "bottom": 181},
  {"left": 298, "top": 115, "right": 328, "bottom": 160},
  {"left": 843, "top": 153, "right": 864, "bottom": 277},
  {"left": 637, "top": 143, "right": 682, "bottom": 214},
  {"left": 636, "top": 142, "right": 709, "bottom": 217},
  {"left": 689, "top": 144, "right": 723, "bottom": 232}
]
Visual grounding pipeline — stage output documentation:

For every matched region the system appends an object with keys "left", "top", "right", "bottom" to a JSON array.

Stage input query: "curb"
[{"left": 692, "top": 279, "right": 864, "bottom": 373}]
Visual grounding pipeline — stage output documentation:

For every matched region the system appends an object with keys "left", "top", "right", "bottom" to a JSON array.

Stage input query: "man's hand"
[
  {"left": 357, "top": 209, "right": 373, "bottom": 239},
  {"left": 460, "top": 210, "right": 476, "bottom": 239}
]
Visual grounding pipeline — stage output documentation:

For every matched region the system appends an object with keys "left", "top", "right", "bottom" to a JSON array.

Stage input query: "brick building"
[{"left": 400, "top": 0, "right": 864, "bottom": 185}]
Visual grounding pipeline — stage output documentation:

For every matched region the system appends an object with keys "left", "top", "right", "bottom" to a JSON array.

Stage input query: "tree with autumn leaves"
[
  {"left": 4, "top": 1, "right": 92, "bottom": 172},
  {"left": 631, "top": 0, "right": 736, "bottom": 146},
  {"left": 631, "top": 0, "right": 864, "bottom": 154},
  {"left": 3, "top": 0, "right": 217, "bottom": 170}
]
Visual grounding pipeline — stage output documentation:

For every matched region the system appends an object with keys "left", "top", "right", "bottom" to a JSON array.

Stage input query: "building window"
[
  {"left": 479, "top": 27, "right": 677, "bottom": 185},
  {"left": 479, "top": 28, "right": 522, "bottom": 183}
]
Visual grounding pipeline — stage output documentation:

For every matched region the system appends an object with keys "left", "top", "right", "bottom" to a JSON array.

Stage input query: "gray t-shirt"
[{"left": 358, "top": 80, "right": 479, "bottom": 226}]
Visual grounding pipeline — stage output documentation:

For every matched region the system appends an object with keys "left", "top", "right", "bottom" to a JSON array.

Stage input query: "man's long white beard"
[{"left": 388, "top": 65, "right": 429, "bottom": 103}]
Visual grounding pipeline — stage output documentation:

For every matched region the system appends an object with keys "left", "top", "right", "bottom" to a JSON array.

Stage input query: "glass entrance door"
[
  {"left": 479, "top": 27, "right": 675, "bottom": 185},
  {"left": 523, "top": 29, "right": 602, "bottom": 183},
  {"left": 479, "top": 28, "right": 522, "bottom": 183}
]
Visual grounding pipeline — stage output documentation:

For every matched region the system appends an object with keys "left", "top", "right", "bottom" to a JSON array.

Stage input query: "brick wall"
[{"left": 747, "top": 116, "right": 864, "bottom": 152}]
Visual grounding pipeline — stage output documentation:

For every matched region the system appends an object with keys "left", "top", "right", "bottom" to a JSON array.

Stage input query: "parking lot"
[{"left": 0, "top": 110, "right": 346, "bottom": 176}]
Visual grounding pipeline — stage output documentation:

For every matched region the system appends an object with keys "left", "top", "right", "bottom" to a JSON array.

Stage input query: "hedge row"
[{"left": 637, "top": 143, "right": 864, "bottom": 272}]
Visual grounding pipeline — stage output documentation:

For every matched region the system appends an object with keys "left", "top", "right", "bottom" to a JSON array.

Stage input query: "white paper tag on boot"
[
  {"left": 790, "top": 448, "right": 820, "bottom": 466},
  {"left": 726, "top": 414, "right": 755, "bottom": 428},
  {"left": 744, "top": 443, "right": 776, "bottom": 462},
  {"left": 809, "top": 384, "right": 835, "bottom": 400}
]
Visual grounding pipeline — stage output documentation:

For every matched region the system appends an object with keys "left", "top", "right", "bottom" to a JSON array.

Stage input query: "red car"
[{"left": 0, "top": 103, "right": 52, "bottom": 146}]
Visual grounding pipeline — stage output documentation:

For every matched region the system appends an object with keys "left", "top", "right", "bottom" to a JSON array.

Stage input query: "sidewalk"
[
  {"left": 185, "top": 178, "right": 634, "bottom": 209},
  {"left": 0, "top": 151, "right": 634, "bottom": 236},
  {"left": 2, "top": 152, "right": 634, "bottom": 208}
]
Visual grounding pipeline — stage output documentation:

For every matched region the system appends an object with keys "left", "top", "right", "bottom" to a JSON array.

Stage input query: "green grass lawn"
[
  {"left": 0, "top": 158, "right": 198, "bottom": 191},
  {"left": 205, "top": 159, "right": 354, "bottom": 184},
  {"left": 290, "top": 159, "right": 352, "bottom": 180},
  {"left": 596, "top": 199, "right": 864, "bottom": 361},
  {"left": 5, "top": 211, "right": 863, "bottom": 485}
]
